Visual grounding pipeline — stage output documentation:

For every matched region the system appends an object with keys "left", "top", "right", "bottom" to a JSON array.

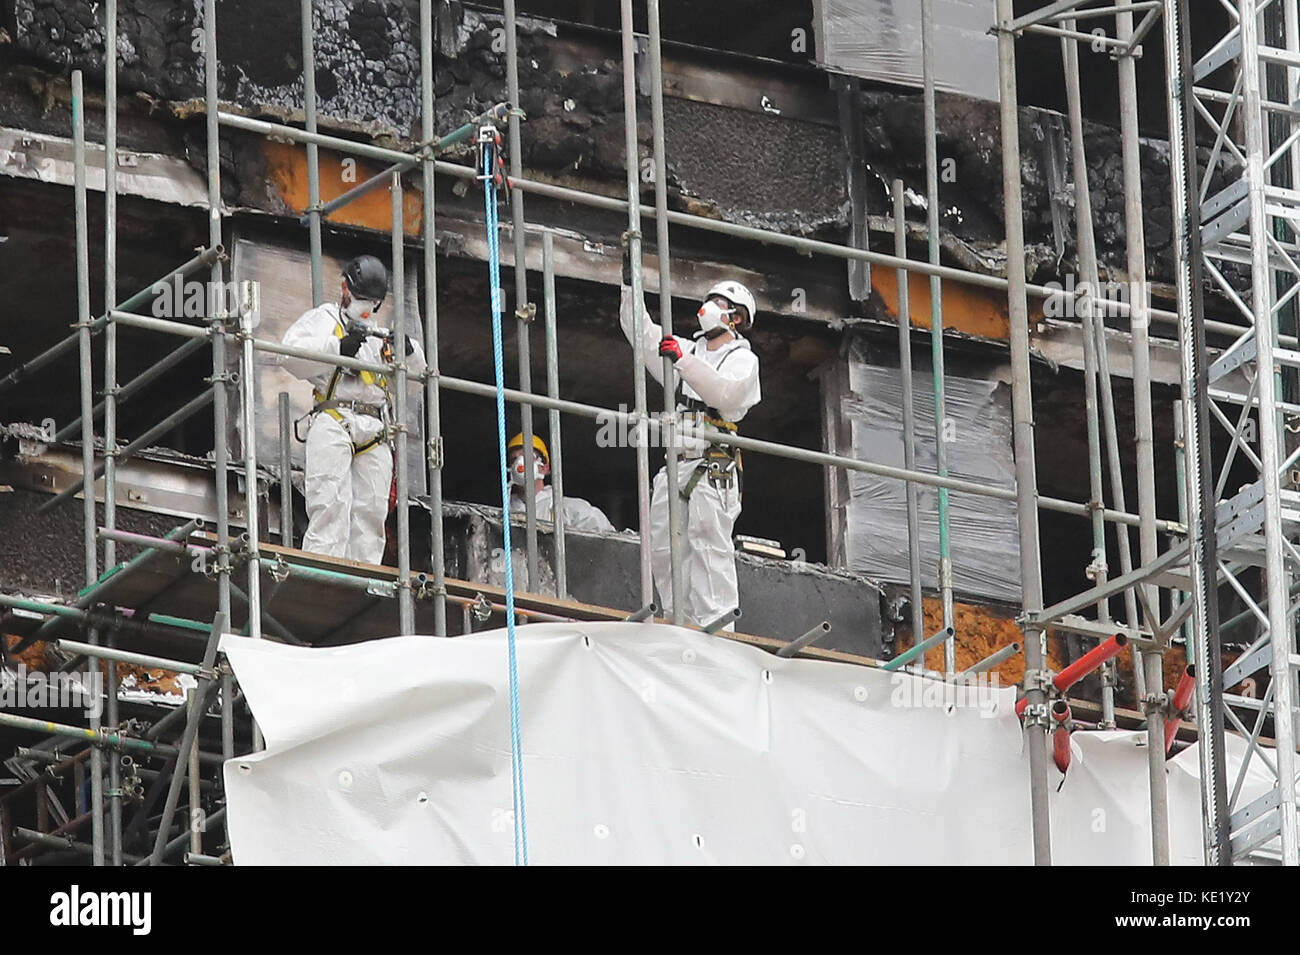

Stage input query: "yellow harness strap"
[{"left": 310, "top": 321, "right": 390, "bottom": 457}]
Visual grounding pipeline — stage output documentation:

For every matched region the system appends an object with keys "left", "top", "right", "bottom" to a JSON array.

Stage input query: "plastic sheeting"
[
  {"left": 813, "top": 0, "right": 1000, "bottom": 103},
  {"left": 222, "top": 623, "right": 1248, "bottom": 865},
  {"left": 838, "top": 359, "right": 1021, "bottom": 603}
]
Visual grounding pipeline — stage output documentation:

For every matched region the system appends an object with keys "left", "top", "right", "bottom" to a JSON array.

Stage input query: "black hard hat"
[{"left": 342, "top": 255, "right": 389, "bottom": 302}]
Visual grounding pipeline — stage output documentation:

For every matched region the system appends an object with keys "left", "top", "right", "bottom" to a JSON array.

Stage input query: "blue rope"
[{"left": 484, "top": 141, "right": 529, "bottom": 866}]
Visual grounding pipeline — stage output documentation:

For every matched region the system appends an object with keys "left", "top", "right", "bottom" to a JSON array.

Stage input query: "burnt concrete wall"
[
  {"left": 9, "top": 0, "right": 199, "bottom": 99},
  {"left": 1, "top": 0, "right": 1240, "bottom": 292},
  {"left": 9, "top": 0, "right": 421, "bottom": 134},
  {"left": 5, "top": 1, "right": 844, "bottom": 237},
  {"left": 858, "top": 89, "right": 1238, "bottom": 287}
]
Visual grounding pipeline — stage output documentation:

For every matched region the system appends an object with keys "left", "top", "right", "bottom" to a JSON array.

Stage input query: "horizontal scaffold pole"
[
  {"left": 209, "top": 109, "right": 1251, "bottom": 338},
  {"left": 0, "top": 246, "right": 223, "bottom": 395},
  {"left": 100, "top": 308, "right": 1176, "bottom": 532},
  {"left": 305, "top": 102, "right": 516, "bottom": 222}
]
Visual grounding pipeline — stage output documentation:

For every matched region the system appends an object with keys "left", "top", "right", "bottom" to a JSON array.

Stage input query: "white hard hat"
[{"left": 705, "top": 280, "right": 756, "bottom": 332}]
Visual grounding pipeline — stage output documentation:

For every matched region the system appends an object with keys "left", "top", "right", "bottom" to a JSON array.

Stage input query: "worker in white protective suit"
[
  {"left": 507, "top": 432, "right": 616, "bottom": 533},
  {"left": 619, "top": 275, "right": 761, "bottom": 629},
  {"left": 281, "top": 255, "right": 426, "bottom": 564}
]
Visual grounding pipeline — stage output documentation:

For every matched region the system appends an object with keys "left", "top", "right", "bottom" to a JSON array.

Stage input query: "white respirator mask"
[
  {"left": 344, "top": 298, "right": 378, "bottom": 324},
  {"left": 697, "top": 299, "right": 734, "bottom": 338},
  {"left": 510, "top": 458, "right": 545, "bottom": 487}
]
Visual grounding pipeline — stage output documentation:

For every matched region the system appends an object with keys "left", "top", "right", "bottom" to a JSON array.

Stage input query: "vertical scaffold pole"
[
  {"left": 278, "top": 392, "right": 293, "bottom": 546},
  {"left": 72, "top": 69, "right": 106, "bottom": 868},
  {"left": 302, "top": 0, "right": 323, "bottom": 306},
  {"left": 393, "top": 172, "right": 415, "bottom": 634},
  {"left": 239, "top": 285, "right": 262, "bottom": 644},
  {"left": 419, "top": 0, "right": 448, "bottom": 635},
  {"left": 1058, "top": 27, "right": 1111, "bottom": 640},
  {"left": 106, "top": 630, "right": 122, "bottom": 865},
  {"left": 1115, "top": 0, "right": 1170, "bottom": 862},
  {"left": 202, "top": 0, "right": 235, "bottom": 768},
  {"left": 541, "top": 232, "right": 569, "bottom": 597},
  {"left": 920, "top": 0, "right": 954, "bottom": 672},
  {"left": 104, "top": 0, "right": 119, "bottom": 572},
  {"left": 502, "top": 0, "right": 540, "bottom": 592},
  {"left": 621, "top": 0, "right": 654, "bottom": 605},
  {"left": 103, "top": 3, "right": 123, "bottom": 864},
  {"left": 892, "top": 180, "right": 926, "bottom": 660},
  {"left": 995, "top": 0, "right": 1051, "bottom": 864},
  {"left": 647, "top": 0, "right": 685, "bottom": 625}
]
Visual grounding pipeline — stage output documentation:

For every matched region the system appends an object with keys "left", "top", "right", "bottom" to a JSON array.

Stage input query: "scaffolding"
[{"left": 0, "top": 0, "right": 1291, "bottom": 866}]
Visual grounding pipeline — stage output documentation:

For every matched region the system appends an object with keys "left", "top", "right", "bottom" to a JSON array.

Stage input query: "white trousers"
[
  {"left": 650, "top": 458, "right": 742, "bottom": 629},
  {"left": 301, "top": 413, "right": 393, "bottom": 565}
]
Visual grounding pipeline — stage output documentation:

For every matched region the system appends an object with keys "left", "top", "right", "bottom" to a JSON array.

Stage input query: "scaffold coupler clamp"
[
  {"left": 229, "top": 534, "right": 256, "bottom": 568},
  {"left": 196, "top": 663, "right": 221, "bottom": 682},
  {"left": 1085, "top": 541, "right": 1107, "bottom": 581},
  {"left": 476, "top": 125, "right": 509, "bottom": 197},
  {"left": 471, "top": 591, "right": 493, "bottom": 623},
  {"left": 413, "top": 576, "right": 445, "bottom": 601},
  {"left": 1020, "top": 668, "right": 1053, "bottom": 727},
  {"left": 196, "top": 542, "right": 228, "bottom": 580},
  {"left": 1143, "top": 687, "right": 1169, "bottom": 716},
  {"left": 269, "top": 555, "right": 290, "bottom": 583}
]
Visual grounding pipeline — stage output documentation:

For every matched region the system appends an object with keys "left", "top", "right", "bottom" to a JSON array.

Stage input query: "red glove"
[{"left": 659, "top": 336, "right": 683, "bottom": 362}]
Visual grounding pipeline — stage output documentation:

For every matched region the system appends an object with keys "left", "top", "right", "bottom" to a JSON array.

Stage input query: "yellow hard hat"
[{"left": 508, "top": 432, "right": 549, "bottom": 463}]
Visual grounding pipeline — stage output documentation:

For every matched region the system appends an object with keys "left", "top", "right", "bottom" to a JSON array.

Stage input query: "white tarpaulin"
[{"left": 221, "top": 624, "right": 1269, "bottom": 865}]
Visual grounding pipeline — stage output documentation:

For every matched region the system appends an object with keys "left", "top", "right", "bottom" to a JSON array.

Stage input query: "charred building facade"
[{"left": 0, "top": 0, "right": 1281, "bottom": 865}]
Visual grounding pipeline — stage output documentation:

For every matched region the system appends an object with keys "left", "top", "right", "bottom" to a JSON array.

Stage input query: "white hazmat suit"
[
  {"left": 509, "top": 486, "right": 616, "bottom": 533},
  {"left": 619, "top": 287, "right": 761, "bottom": 628},
  {"left": 281, "top": 303, "right": 426, "bottom": 564}
]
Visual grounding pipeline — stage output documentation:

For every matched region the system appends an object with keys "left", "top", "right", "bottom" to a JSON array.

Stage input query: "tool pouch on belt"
[
  {"left": 704, "top": 443, "right": 742, "bottom": 492},
  {"left": 679, "top": 403, "right": 743, "bottom": 501}
]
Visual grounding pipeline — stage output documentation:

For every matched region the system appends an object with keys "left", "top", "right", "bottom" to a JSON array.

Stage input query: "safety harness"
[
  {"left": 676, "top": 346, "right": 744, "bottom": 501},
  {"left": 297, "top": 319, "right": 392, "bottom": 457}
]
